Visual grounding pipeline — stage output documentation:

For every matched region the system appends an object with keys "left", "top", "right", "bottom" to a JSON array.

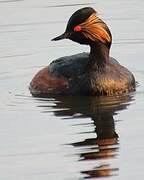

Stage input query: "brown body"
[
  {"left": 30, "top": 67, "right": 69, "bottom": 96},
  {"left": 30, "top": 53, "right": 135, "bottom": 96}
]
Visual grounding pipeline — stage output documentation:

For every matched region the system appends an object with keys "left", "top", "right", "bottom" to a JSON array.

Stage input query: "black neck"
[{"left": 87, "top": 42, "right": 110, "bottom": 70}]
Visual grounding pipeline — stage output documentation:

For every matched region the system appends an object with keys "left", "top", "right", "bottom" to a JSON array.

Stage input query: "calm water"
[{"left": 0, "top": 0, "right": 144, "bottom": 179}]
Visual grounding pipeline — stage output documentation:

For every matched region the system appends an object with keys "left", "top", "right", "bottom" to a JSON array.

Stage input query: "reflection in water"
[{"left": 37, "top": 94, "right": 134, "bottom": 179}]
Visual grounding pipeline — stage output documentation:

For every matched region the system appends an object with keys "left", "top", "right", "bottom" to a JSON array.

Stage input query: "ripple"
[
  {"left": 114, "top": 39, "right": 144, "bottom": 45},
  {"left": 0, "top": 53, "right": 35, "bottom": 59},
  {"left": 0, "top": 21, "right": 65, "bottom": 28},
  {"left": 0, "top": 0, "right": 23, "bottom": 3},
  {"left": 34, "top": 2, "right": 94, "bottom": 9},
  {"left": 0, "top": 28, "right": 35, "bottom": 34}
]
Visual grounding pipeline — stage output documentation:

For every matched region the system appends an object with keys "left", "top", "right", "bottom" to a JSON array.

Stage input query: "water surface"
[{"left": 0, "top": 0, "right": 144, "bottom": 179}]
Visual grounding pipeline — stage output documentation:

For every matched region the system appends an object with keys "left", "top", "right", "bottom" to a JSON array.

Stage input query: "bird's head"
[{"left": 52, "top": 7, "right": 112, "bottom": 48}]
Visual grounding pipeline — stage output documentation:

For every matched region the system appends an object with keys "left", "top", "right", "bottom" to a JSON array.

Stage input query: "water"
[{"left": 0, "top": 0, "right": 144, "bottom": 179}]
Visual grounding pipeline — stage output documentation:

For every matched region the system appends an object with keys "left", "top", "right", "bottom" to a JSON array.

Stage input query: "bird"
[{"left": 29, "top": 7, "right": 135, "bottom": 97}]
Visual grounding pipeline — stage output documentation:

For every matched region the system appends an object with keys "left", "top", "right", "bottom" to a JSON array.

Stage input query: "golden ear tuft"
[{"left": 79, "top": 13, "right": 111, "bottom": 44}]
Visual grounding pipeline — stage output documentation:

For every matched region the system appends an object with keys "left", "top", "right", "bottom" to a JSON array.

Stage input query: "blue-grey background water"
[{"left": 0, "top": 0, "right": 144, "bottom": 179}]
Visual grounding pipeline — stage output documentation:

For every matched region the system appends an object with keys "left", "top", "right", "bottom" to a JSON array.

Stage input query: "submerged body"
[
  {"left": 30, "top": 7, "right": 135, "bottom": 97},
  {"left": 30, "top": 52, "right": 135, "bottom": 96}
]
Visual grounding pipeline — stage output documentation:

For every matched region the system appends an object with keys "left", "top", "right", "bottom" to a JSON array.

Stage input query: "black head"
[{"left": 52, "top": 7, "right": 112, "bottom": 48}]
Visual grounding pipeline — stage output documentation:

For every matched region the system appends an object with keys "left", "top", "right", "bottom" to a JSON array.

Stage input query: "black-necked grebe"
[{"left": 30, "top": 7, "right": 135, "bottom": 96}]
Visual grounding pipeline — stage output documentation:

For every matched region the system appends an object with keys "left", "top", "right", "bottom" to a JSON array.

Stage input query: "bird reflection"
[{"left": 38, "top": 94, "right": 134, "bottom": 179}]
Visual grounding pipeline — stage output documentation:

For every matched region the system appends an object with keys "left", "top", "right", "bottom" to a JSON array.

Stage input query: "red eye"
[{"left": 74, "top": 25, "right": 82, "bottom": 32}]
